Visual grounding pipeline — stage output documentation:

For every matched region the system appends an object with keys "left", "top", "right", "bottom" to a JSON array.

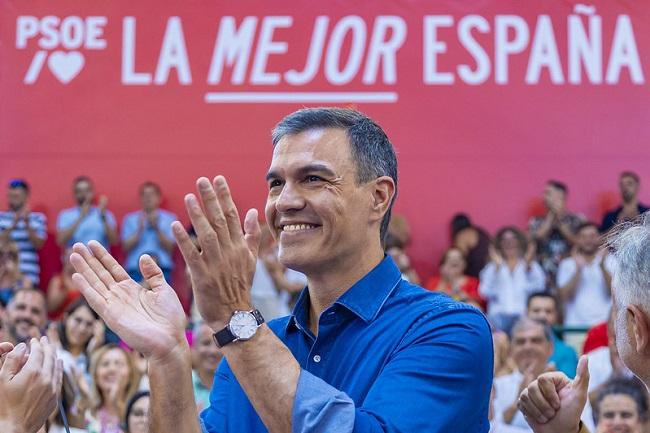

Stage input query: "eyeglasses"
[{"left": 129, "top": 409, "right": 148, "bottom": 418}]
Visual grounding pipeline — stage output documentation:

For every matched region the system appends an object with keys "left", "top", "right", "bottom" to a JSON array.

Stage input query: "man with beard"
[
  {"left": 601, "top": 172, "right": 649, "bottom": 233},
  {"left": 56, "top": 176, "right": 118, "bottom": 248},
  {"left": 557, "top": 222, "right": 614, "bottom": 328},
  {"left": 4, "top": 288, "right": 47, "bottom": 344},
  {"left": 0, "top": 179, "right": 47, "bottom": 286},
  {"left": 518, "top": 212, "right": 650, "bottom": 433}
]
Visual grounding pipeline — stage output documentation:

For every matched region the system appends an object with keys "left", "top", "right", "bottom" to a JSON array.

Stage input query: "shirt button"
[{"left": 313, "top": 355, "right": 321, "bottom": 363}]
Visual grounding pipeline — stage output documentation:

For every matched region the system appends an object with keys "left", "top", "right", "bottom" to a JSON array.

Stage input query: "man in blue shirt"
[
  {"left": 69, "top": 108, "right": 494, "bottom": 433},
  {"left": 122, "top": 182, "right": 176, "bottom": 283},
  {"left": 56, "top": 176, "right": 118, "bottom": 248}
]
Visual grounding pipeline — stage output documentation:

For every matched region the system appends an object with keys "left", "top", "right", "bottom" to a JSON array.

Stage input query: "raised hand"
[
  {"left": 69, "top": 241, "right": 187, "bottom": 361},
  {"left": 518, "top": 356, "right": 589, "bottom": 433},
  {"left": 172, "top": 176, "right": 261, "bottom": 331},
  {"left": 0, "top": 337, "right": 63, "bottom": 433}
]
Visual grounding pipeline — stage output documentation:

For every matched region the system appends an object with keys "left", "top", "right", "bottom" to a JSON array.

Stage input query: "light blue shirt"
[
  {"left": 201, "top": 256, "right": 494, "bottom": 432},
  {"left": 121, "top": 209, "right": 176, "bottom": 270},
  {"left": 56, "top": 207, "right": 116, "bottom": 248}
]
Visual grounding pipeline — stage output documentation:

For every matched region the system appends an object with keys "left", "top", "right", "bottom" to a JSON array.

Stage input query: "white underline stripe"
[{"left": 204, "top": 92, "right": 398, "bottom": 104}]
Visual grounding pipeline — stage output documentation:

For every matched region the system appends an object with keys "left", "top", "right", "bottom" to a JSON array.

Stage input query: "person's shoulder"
[
  {"left": 58, "top": 207, "right": 77, "bottom": 216},
  {"left": 158, "top": 208, "right": 178, "bottom": 219},
  {"left": 123, "top": 210, "right": 140, "bottom": 221}
]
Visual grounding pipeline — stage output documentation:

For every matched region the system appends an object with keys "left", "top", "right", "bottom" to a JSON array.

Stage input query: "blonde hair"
[{"left": 85, "top": 344, "right": 141, "bottom": 418}]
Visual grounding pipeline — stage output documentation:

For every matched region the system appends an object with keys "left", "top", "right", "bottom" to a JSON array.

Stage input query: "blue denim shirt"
[{"left": 201, "top": 256, "right": 493, "bottom": 432}]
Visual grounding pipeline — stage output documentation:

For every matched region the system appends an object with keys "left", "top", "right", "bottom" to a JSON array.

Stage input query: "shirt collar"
[{"left": 286, "top": 255, "right": 402, "bottom": 332}]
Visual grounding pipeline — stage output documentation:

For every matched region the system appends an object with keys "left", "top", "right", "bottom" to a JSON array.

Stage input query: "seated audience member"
[
  {"left": 526, "top": 292, "right": 578, "bottom": 378},
  {"left": 489, "top": 384, "right": 536, "bottom": 433},
  {"left": 191, "top": 322, "right": 223, "bottom": 413},
  {"left": 480, "top": 227, "right": 545, "bottom": 333},
  {"left": 451, "top": 213, "right": 491, "bottom": 278},
  {"left": 0, "top": 337, "right": 63, "bottom": 433},
  {"left": 557, "top": 222, "right": 614, "bottom": 327},
  {"left": 0, "top": 179, "right": 47, "bottom": 286},
  {"left": 124, "top": 391, "right": 150, "bottom": 433},
  {"left": 57, "top": 176, "right": 118, "bottom": 248},
  {"left": 529, "top": 180, "right": 583, "bottom": 288},
  {"left": 47, "top": 247, "right": 82, "bottom": 320},
  {"left": 386, "top": 214, "right": 412, "bottom": 249},
  {"left": 49, "top": 298, "right": 103, "bottom": 377},
  {"left": 121, "top": 182, "right": 177, "bottom": 283},
  {"left": 4, "top": 287, "right": 46, "bottom": 344},
  {"left": 426, "top": 247, "right": 484, "bottom": 309},
  {"left": 81, "top": 344, "right": 141, "bottom": 433},
  {"left": 493, "top": 318, "right": 555, "bottom": 432},
  {"left": 591, "top": 377, "right": 648, "bottom": 433},
  {"left": 601, "top": 171, "right": 649, "bottom": 233},
  {"left": 493, "top": 329, "right": 516, "bottom": 378},
  {"left": 384, "top": 233, "right": 420, "bottom": 285},
  {"left": 0, "top": 240, "right": 33, "bottom": 306}
]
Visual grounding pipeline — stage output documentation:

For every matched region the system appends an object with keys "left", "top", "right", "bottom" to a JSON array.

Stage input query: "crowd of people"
[{"left": 1, "top": 109, "right": 649, "bottom": 433}]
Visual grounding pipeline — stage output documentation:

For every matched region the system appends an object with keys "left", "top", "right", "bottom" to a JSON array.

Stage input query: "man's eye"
[
  {"left": 269, "top": 180, "right": 282, "bottom": 189},
  {"left": 306, "top": 175, "right": 323, "bottom": 182}
]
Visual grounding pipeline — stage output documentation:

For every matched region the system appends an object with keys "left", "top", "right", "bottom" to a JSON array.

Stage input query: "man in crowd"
[
  {"left": 526, "top": 292, "right": 578, "bottom": 378},
  {"left": 121, "top": 182, "right": 177, "bottom": 283},
  {"left": 601, "top": 171, "right": 648, "bottom": 233},
  {"left": 557, "top": 222, "right": 613, "bottom": 328},
  {"left": 0, "top": 337, "right": 63, "bottom": 433},
  {"left": 191, "top": 321, "right": 223, "bottom": 413},
  {"left": 493, "top": 317, "right": 554, "bottom": 431},
  {"left": 69, "top": 108, "right": 494, "bottom": 432},
  {"left": 529, "top": 180, "right": 583, "bottom": 288},
  {"left": 4, "top": 288, "right": 47, "bottom": 345},
  {"left": 0, "top": 179, "right": 47, "bottom": 286},
  {"left": 56, "top": 176, "right": 118, "bottom": 248},
  {"left": 518, "top": 212, "right": 650, "bottom": 433}
]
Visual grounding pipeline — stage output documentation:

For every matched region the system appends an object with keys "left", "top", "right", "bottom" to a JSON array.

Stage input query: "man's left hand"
[{"left": 173, "top": 176, "right": 261, "bottom": 331}]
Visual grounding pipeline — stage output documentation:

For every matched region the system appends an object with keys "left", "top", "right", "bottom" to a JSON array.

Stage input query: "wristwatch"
[{"left": 213, "top": 309, "right": 265, "bottom": 347}]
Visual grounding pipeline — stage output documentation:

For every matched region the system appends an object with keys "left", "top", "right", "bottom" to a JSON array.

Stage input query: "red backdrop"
[{"left": 2, "top": 0, "right": 649, "bottom": 307}]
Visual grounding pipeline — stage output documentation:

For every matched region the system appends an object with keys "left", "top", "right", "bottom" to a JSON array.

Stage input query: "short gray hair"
[
  {"left": 607, "top": 211, "right": 650, "bottom": 310},
  {"left": 272, "top": 108, "right": 398, "bottom": 242},
  {"left": 510, "top": 317, "right": 553, "bottom": 342}
]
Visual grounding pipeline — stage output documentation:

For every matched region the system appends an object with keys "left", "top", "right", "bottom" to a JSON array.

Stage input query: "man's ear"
[
  {"left": 369, "top": 176, "right": 396, "bottom": 223},
  {"left": 627, "top": 304, "right": 650, "bottom": 355}
]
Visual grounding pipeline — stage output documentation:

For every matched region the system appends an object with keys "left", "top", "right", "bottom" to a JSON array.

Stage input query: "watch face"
[{"left": 230, "top": 311, "right": 259, "bottom": 340}]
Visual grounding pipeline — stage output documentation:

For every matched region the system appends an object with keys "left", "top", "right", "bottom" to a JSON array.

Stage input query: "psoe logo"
[{"left": 16, "top": 16, "right": 107, "bottom": 84}]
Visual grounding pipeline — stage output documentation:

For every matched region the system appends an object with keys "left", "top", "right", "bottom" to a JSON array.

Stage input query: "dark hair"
[
  {"left": 139, "top": 181, "right": 161, "bottom": 195},
  {"left": 576, "top": 221, "right": 600, "bottom": 235},
  {"left": 438, "top": 247, "right": 467, "bottom": 268},
  {"left": 495, "top": 226, "right": 528, "bottom": 256},
  {"left": 593, "top": 377, "right": 649, "bottom": 424},
  {"left": 621, "top": 171, "right": 640, "bottom": 184},
  {"left": 8, "top": 179, "right": 29, "bottom": 193},
  {"left": 73, "top": 175, "right": 93, "bottom": 186},
  {"left": 546, "top": 180, "right": 568, "bottom": 194},
  {"left": 58, "top": 298, "right": 99, "bottom": 353},
  {"left": 526, "top": 291, "right": 558, "bottom": 311},
  {"left": 123, "top": 390, "right": 150, "bottom": 431},
  {"left": 272, "top": 108, "right": 398, "bottom": 242},
  {"left": 450, "top": 213, "right": 472, "bottom": 237}
]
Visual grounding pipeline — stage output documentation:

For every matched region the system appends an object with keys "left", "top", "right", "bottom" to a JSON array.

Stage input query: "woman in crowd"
[
  {"left": 592, "top": 377, "right": 648, "bottom": 433},
  {"left": 425, "top": 247, "right": 485, "bottom": 310},
  {"left": 479, "top": 226, "right": 545, "bottom": 333},
  {"left": 49, "top": 298, "right": 103, "bottom": 377},
  {"left": 0, "top": 239, "right": 32, "bottom": 305},
  {"left": 47, "top": 247, "right": 82, "bottom": 320},
  {"left": 450, "top": 213, "right": 491, "bottom": 279},
  {"left": 82, "top": 344, "right": 141, "bottom": 433},
  {"left": 123, "top": 391, "right": 150, "bottom": 433}
]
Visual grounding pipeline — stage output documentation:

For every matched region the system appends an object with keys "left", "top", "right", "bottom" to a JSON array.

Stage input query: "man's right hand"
[
  {"left": 69, "top": 240, "right": 188, "bottom": 362},
  {"left": 518, "top": 356, "right": 590, "bottom": 433}
]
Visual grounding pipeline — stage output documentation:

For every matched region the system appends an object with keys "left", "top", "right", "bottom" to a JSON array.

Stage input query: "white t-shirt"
[
  {"left": 557, "top": 255, "right": 615, "bottom": 327},
  {"left": 479, "top": 260, "right": 546, "bottom": 316}
]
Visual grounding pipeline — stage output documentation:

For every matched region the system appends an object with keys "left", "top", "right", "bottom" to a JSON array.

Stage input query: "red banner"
[{"left": 2, "top": 0, "right": 649, "bottom": 296}]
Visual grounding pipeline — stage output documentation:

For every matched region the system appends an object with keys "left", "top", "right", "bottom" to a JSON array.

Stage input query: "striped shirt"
[{"left": 0, "top": 211, "right": 47, "bottom": 285}]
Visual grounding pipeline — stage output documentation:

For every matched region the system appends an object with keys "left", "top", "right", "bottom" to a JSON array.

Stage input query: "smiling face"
[
  {"left": 64, "top": 305, "right": 96, "bottom": 350},
  {"left": 192, "top": 324, "right": 222, "bottom": 373},
  {"left": 596, "top": 394, "right": 643, "bottom": 433},
  {"left": 6, "top": 290, "right": 46, "bottom": 343},
  {"left": 511, "top": 322, "right": 553, "bottom": 372},
  {"left": 264, "top": 128, "right": 379, "bottom": 275},
  {"left": 95, "top": 347, "right": 131, "bottom": 397}
]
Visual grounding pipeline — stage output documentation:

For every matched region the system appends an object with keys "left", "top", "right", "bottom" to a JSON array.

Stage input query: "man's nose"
[{"left": 276, "top": 182, "right": 305, "bottom": 212}]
